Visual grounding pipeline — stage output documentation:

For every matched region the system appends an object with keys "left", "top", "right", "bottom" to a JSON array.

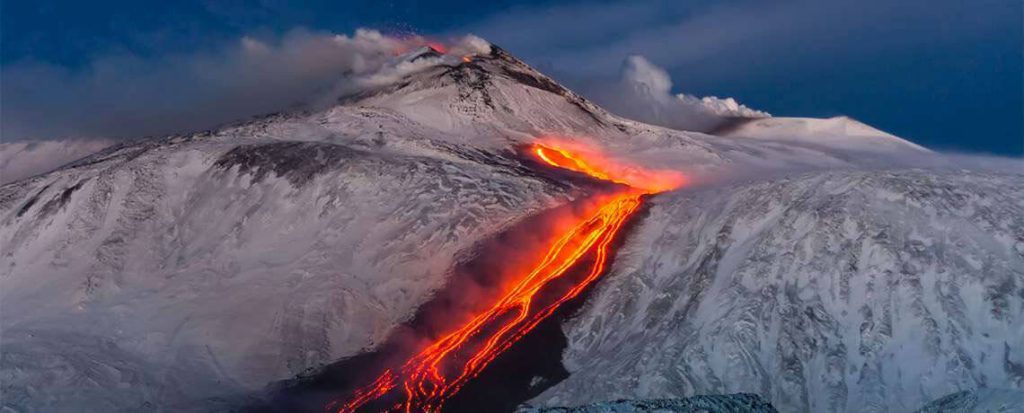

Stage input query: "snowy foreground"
[{"left": 1, "top": 38, "right": 1022, "bottom": 412}]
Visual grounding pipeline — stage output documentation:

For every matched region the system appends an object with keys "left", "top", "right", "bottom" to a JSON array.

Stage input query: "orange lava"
[
  {"left": 390, "top": 37, "right": 449, "bottom": 56},
  {"left": 334, "top": 142, "right": 680, "bottom": 413},
  {"left": 426, "top": 42, "right": 447, "bottom": 54},
  {"left": 533, "top": 141, "right": 686, "bottom": 193}
]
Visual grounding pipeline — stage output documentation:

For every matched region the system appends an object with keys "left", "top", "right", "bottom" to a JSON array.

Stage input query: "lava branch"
[{"left": 333, "top": 142, "right": 681, "bottom": 413}]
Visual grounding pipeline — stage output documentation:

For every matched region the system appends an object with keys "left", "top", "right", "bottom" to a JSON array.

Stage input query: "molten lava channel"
[{"left": 334, "top": 142, "right": 682, "bottom": 413}]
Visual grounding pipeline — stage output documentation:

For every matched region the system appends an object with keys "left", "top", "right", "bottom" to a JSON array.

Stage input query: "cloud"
[
  {"left": 588, "top": 55, "right": 765, "bottom": 132},
  {"left": 0, "top": 29, "right": 487, "bottom": 142}
]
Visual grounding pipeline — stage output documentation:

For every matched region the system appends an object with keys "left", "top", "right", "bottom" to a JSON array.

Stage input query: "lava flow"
[
  {"left": 532, "top": 141, "right": 687, "bottom": 193},
  {"left": 333, "top": 142, "right": 682, "bottom": 413}
]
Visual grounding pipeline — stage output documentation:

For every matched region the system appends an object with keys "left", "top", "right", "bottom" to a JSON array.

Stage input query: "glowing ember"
[{"left": 334, "top": 142, "right": 681, "bottom": 413}]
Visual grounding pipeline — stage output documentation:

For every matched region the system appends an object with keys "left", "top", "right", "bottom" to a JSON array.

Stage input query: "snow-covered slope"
[
  {"left": 530, "top": 169, "right": 1024, "bottom": 412},
  {"left": 716, "top": 116, "right": 929, "bottom": 153},
  {"left": 0, "top": 135, "right": 577, "bottom": 410},
  {"left": 0, "top": 43, "right": 704, "bottom": 411},
  {"left": 1, "top": 39, "right": 1021, "bottom": 413}
]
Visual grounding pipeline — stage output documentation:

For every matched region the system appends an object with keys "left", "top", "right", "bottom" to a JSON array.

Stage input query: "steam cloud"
[
  {"left": 0, "top": 30, "right": 486, "bottom": 143},
  {"left": 587, "top": 55, "right": 767, "bottom": 132}
]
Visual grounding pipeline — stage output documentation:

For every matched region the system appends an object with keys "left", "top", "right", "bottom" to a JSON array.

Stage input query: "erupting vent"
[{"left": 334, "top": 141, "right": 684, "bottom": 413}]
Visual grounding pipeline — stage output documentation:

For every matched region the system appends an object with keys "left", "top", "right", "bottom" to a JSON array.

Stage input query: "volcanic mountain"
[{"left": 1, "top": 39, "right": 1022, "bottom": 413}]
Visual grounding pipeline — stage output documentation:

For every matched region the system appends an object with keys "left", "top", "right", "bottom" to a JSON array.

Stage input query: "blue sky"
[{"left": 3, "top": 0, "right": 1021, "bottom": 155}]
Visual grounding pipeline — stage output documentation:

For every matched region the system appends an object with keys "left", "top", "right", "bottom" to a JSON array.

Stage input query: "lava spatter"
[{"left": 334, "top": 142, "right": 682, "bottom": 413}]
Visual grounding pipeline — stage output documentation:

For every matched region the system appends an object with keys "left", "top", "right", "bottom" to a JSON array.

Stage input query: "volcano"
[{"left": 1, "top": 38, "right": 1022, "bottom": 413}]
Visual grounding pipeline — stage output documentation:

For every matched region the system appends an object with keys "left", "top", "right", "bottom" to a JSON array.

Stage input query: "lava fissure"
[{"left": 333, "top": 142, "right": 682, "bottom": 413}]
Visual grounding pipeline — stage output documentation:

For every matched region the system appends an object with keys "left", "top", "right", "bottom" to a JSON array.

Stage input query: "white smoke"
[
  {"left": 589, "top": 55, "right": 768, "bottom": 132},
  {"left": 677, "top": 94, "right": 769, "bottom": 119},
  {"left": 357, "top": 35, "right": 492, "bottom": 87},
  {"left": 1, "top": 29, "right": 488, "bottom": 143},
  {"left": 450, "top": 35, "right": 493, "bottom": 56}
]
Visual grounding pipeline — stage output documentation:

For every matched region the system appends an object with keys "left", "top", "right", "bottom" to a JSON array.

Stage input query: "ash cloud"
[
  {"left": 0, "top": 29, "right": 484, "bottom": 143},
  {"left": 588, "top": 55, "right": 766, "bottom": 132}
]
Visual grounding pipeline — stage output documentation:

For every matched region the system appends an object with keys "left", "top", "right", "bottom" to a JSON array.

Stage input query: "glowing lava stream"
[{"left": 335, "top": 143, "right": 680, "bottom": 413}]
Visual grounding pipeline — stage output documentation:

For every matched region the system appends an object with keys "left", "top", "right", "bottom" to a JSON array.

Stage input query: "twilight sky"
[{"left": 2, "top": 0, "right": 1021, "bottom": 155}]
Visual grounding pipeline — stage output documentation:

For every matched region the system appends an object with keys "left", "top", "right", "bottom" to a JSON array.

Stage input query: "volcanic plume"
[{"left": 333, "top": 142, "right": 684, "bottom": 413}]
